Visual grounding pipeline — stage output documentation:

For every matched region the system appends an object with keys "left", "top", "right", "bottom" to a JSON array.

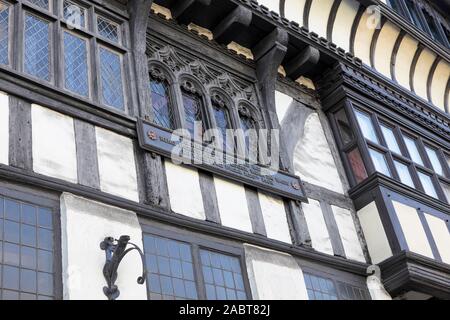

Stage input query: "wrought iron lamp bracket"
[{"left": 100, "top": 235, "right": 146, "bottom": 300}]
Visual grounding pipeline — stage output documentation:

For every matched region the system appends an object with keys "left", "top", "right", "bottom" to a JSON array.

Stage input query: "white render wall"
[
  {"left": 95, "top": 127, "right": 139, "bottom": 202},
  {"left": 32, "top": 104, "right": 78, "bottom": 183},
  {"left": 165, "top": 161, "right": 206, "bottom": 220},
  {"left": 0, "top": 92, "right": 8, "bottom": 165},
  {"left": 244, "top": 244, "right": 308, "bottom": 300},
  {"left": 424, "top": 213, "right": 450, "bottom": 264},
  {"left": 258, "top": 192, "right": 292, "bottom": 244},
  {"left": 302, "top": 199, "right": 333, "bottom": 255},
  {"left": 60, "top": 193, "right": 147, "bottom": 300}
]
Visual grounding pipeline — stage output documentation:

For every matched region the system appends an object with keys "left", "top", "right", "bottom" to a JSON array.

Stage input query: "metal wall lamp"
[{"left": 100, "top": 235, "right": 146, "bottom": 300}]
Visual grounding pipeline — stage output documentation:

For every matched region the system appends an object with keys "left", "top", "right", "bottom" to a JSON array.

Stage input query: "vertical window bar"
[
  {"left": 24, "top": 14, "right": 50, "bottom": 81},
  {"left": 99, "top": 47, "right": 124, "bottom": 110},
  {"left": 0, "top": 2, "right": 10, "bottom": 66},
  {"left": 63, "top": 31, "right": 89, "bottom": 97}
]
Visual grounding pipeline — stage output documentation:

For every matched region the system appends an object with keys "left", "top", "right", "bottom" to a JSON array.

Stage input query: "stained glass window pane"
[
  {"left": 394, "top": 161, "right": 414, "bottom": 188},
  {"left": 335, "top": 109, "right": 354, "bottom": 145},
  {"left": 0, "top": 2, "right": 9, "bottom": 65},
  {"left": 425, "top": 146, "right": 444, "bottom": 176},
  {"left": 63, "top": 32, "right": 88, "bottom": 97},
  {"left": 27, "top": 0, "right": 49, "bottom": 10},
  {"left": 63, "top": 1, "right": 86, "bottom": 29},
  {"left": 369, "top": 148, "right": 391, "bottom": 177},
  {"left": 417, "top": 172, "right": 438, "bottom": 198},
  {"left": 355, "top": 110, "right": 379, "bottom": 143},
  {"left": 99, "top": 48, "right": 124, "bottom": 110},
  {"left": 0, "top": 196, "right": 55, "bottom": 300},
  {"left": 199, "top": 250, "right": 247, "bottom": 300},
  {"left": 24, "top": 14, "right": 50, "bottom": 81},
  {"left": 97, "top": 16, "right": 119, "bottom": 43},
  {"left": 347, "top": 148, "right": 368, "bottom": 184},
  {"left": 150, "top": 79, "right": 174, "bottom": 129},
  {"left": 403, "top": 136, "right": 424, "bottom": 166},
  {"left": 143, "top": 234, "right": 197, "bottom": 300},
  {"left": 182, "top": 91, "right": 204, "bottom": 141},
  {"left": 213, "top": 104, "right": 232, "bottom": 151},
  {"left": 239, "top": 112, "right": 257, "bottom": 157},
  {"left": 380, "top": 125, "right": 401, "bottom": 154}
]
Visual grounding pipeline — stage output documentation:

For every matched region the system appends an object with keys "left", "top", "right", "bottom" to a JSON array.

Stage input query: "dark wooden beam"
[
  {"left": 213, "top": 5, "right": 253, "bottom": 44},
  {"left": 172, "top": 0, "right": 212, "bottom": 20},
  {"left": 284, "top": 46, "right": 320, "bottom": 80}
]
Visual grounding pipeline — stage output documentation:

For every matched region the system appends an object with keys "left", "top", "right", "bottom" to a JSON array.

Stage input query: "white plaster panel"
[
  {"left": 60, "top": 193, "right": 147, "bottom": 300},
  {"left": 354, "top": 11, "right": 377, "bottom": 65},
  {"left": 332, "top": 205, "right": 366, "bottom": 262},
  {"left": 0, "top": 92, "right": 8, "bottom": 165},
  {"left": 425, "top": 214, "right": 450, "bottom": 264},
  {"left": 413, "top": 49, "right": 436, "bottom": 101},
  {"left": 244, "top": 244, "right": 308, "bottom": 300},
  {"left": 308, "top": 0, "right": 334, "bottom": 39},
  {"left": 275, "top": 90, "right": 293, "bottom": 124},
  {"left": 332, "top": 0, "right": 359, "bottom": 52},
  {"left": 392, "top": 201, "right": 434, "bottom": 259},
  {"left": 214, "top": 177, "right": 253, "bottom": 233},
  {"left": 302, "top": 199, "right": 333, "bottom": 255},
  {"left": 374, "top": 22, "right": 400, "bottom": 78},
  {"left": 367, "top": 275, "right": 392, "bottom": 300},
  {"left": 257, "top": 0, "right": 280, "bottom": 13},
  {"left": 394, "top": 35, "right": 419, "bottom": 90},
  {"left": 96, "top": 127, "right": 139, "bottom": 202},
  {"left": 293, "top": 113, "right": 344, "bottom": 194},
  {"left": 165, "top": 161, "right": 206, "bottom": 220},
  {"left": 430, "top": 60, "right": 450, "bottom": 112},
  {"left": 357, "top": 202, "right": 392, "bottom": 264},
  {"left": 32, "top": 104, "right": 78, "bottom": 183},
  {"left": 258, "top": 192, "right": 292, "bottom": 244},
  {"left": 284, "top": 0, "right": 306, "bottom": 26}
]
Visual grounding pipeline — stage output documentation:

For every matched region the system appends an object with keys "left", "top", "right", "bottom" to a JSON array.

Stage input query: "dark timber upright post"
[
  {"left": 128, "top": 0, "right": 170, "bottom": 208},
  {"left": 253, "top": 28, "right": 312, "bottom": 247}
]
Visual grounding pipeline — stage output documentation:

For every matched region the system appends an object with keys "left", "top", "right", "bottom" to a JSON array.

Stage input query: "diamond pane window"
[
  {"left": 63, "top": 32, "right": 88, "bottom": 97},
  {"left": 0, "top": 2, "right": 10, "bottom": 65},
  {"left": 150, "top": 79, "right": 174, "bottom": 129},
  {"left": 27, "top": 0, "right": 50, "bottom": 10},
  {"left": 0, "top": 196, "right": 55, "bottom": 300},
  {"left": 24, "top": 14, "right": 50, "bottom": 81},
  {"left": 239, "top": 112, "right": 257, "bottom": 153},
  {"left": 213, "top": 103, "right": 232, "bottom": 151},
  {"left": 200, "top": 250, "right": 247, "bottom": 300},
  {"left": 97, "top": 16, "right": 119, "bottom": 43},
  {"left": 304, "top": 273, "right": 338, "bottom": 300},
  {"left": 99, "top": 47, "right": 124, "bottom": 110},
  {"left": 182, "top": 91, "right": 204, "bottom": 141},
  {"left": 143, "top": 234, "right": 198, "bottom": 300},
  {"left": 63, "top": 1, "right": 86, "bottom": 29}
]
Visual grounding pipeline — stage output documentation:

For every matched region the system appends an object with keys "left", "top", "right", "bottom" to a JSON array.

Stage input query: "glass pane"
[
  {"left": 199, "top": 250, "right": 246, "bottom": 301},
  {"left": 150, "top": 79, "right": 174, "bottom": 129},
  {"left": 100, "top": 48, "right": 124, "bottom": 110},
  {"left": 182, "top": 91, "right": 204, "bottom": 141},
  {"left": 27, "top": 0, "right": 49, "bottom": 10},
  {"left": 422, "top": 9, "right": 446, "bottom": 46},
  {"left": 355, "top": 110, "right": 379, "bottom": 143},
  {"left": 369, "top": 149, "right": 391, "bottom": 177},
  {"left": 404, "top": 0, "right": 426, "bottom": 31},
  {"left": 0, "top": 2, "right": 10, "bottom": 65},
  {"left": 417, "top": 172, "right": 438, "bottom": 198},
  {"left": 386, "top": 0, "right": 403, "bottom": 15},
  {"left": 303, "top": 274, "right": 338, "bottom": 300},
  {"left": 97, "top": 16, "right": 119, "bottom": 43},
  {"left": 403, "top": 136, "right": 424, "bottom": 166},
  {"left": 24, "top": 14, "right": 50, "bottom": 81},
  {"left": 380, "top": 125, "right": 401, "bottom": 154},
  {"left": 143, "top": 234, "right": 198, "bottom": 300},
  {"left": 441, "top": 183, "right": 450, "bottom": 203},
  {"left": 425, "top": 146, "right": 444, "bottom": 176},
  {"left": 213, "top": 103, "right": 232, "bottom": 151},
  {"left": 347, "top": 148, "right": 368, "bottom": 184},
  {"left": 334, "top": 109, "right": 354, "bottom": 145},
  {"left": 63, "top": 32, "right": 89, "bottom": 97},
  {"left": 63, "top": 1, "right": 86, "bottom": 29},
  {"left": 394, "top": 161, "right": 414, "bottom": 188}
]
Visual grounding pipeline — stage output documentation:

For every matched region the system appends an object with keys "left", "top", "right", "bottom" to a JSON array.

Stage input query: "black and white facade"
[{"left": 0, "top": 0, "right": 448, "bottom": 300}]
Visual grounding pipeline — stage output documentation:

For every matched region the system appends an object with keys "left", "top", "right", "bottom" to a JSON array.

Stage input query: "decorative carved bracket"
[{"left": 100, "top": 236, "right": 146, "bottom": 300}]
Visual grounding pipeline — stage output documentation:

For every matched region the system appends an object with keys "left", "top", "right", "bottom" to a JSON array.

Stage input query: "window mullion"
[{"left": 191, "top": 244, "right": 206, "bottom": 300}]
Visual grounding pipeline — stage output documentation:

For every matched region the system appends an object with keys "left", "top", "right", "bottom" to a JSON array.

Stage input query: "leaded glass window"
[
  {"left": 200, "top": 250, "right": 247, "bottom": 300},
  {"left": 182, "top": 91, "right": 204, "bottom": 141},
  {"left": 418, "top": 171, "right": 438, "bottom": 198},
  {"left": 24, "top": 14, "right": 50, "bottom": 81},
  {"left": 239, "top": 111, "right": 257, "bottom": 150},
  {"left": 97, "top": 16, "right": 119, "bottom": 43},
  {"left": 304, "top": 273, "right": 338, "bottom": 300},
  {"left": 99, "top": 47, "right": 124, "bottom": 110},
  {"left": 369, "top": 148, "right": 391, "bottom": 177},
  {"left": 212, "top": 101, "right": 232, "bottom": 151},
  {"left": 150, "top": 78, "right": 174, "bottom": 129},
  {"left": 355, "top": 110, "right": 379, "bottom": 143},
  {"left": 26, "top": 0, "right": 50, "bottom": 11},
  {"left": 63, "top": 1, "right": 86, "bottom": 29},
  {"left": 63, "top": 31, "right": 88, "bottom": 97},
  {"left": 394, "top": 160, "right": 415, "bottom": 188},
  {"left": 0, "top": 196, "right": 55, "bottom": 300},
  {"left": 425, "top": 146, "right": 444, "bottom": 176},
  {"left": 403, "top": 136, "right": 424, "bottom": 166},
  {"left": 0, "top": 2, "right": 10, "bottom": 65},
  {"left": 143, "top": 234, "right": 197, "bottom": 300},
  {"left": 380, "top": 124, "right": 401, "bottom": 155}
]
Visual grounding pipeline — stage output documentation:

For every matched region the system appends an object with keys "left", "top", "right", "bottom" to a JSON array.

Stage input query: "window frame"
[
  {"left": 0, "top": 0, "right": 13, "bottom": 67},
  {"left": 0, "top": 182, "right": 62, "bottom": 300},
  {"left": 141, "top": 224, "right": 252, "bottom": 301}
]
